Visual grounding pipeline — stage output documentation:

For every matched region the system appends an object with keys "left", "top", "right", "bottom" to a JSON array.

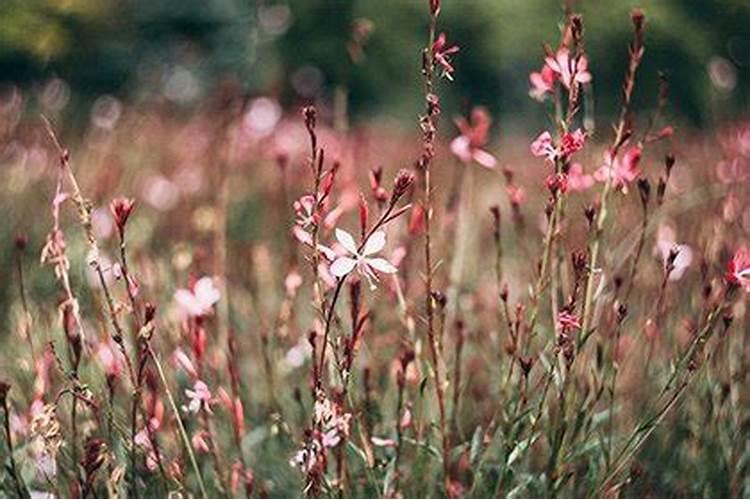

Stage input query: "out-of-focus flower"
[
  {"left": 505, "top": 185, "right": 527, "bottom": 206},
  {"left": 654, "top": 225, "right": 693, "bottom": 281},
  {"left": 184, "top": 380, "right": 212, "bottom": 414},
  {"left": 370, "top": 436, "right": 397, "bottom": 448},
  {"left": 529, "top": 64, "right": 556, "bottom": 101},
  {"left": 727, "top": 246, "right": 750, "bottom": 291},
  {"left": 594, "top": 147, "right": 642, "bottom": 193},
  {"left": 567, "top": 162, "right": 594, "bottom": 191},
  {"left": 544, "top": 48, "right": 591, "bottom": 90},
  {"left": 174, "top": 277, "right": 220, "bottom": 318},
  {"left": 173, "top": 348, "right": 198, "bottom": 378},
  {"left": 326, "top": 229, "right": 397, "bottom": 289},
  {"left": 432, "top": 32, "right": 459, "bottom": 80},
  {"left": 96, "top": 341, "right": 121, "bottom": 380},
  {"left": 450, "top": 107, "right": 497, "bottom": 168},
  {"left": 192, "top": 431, "right": 211, "bottom": 454},
  {"left": 109, "top": 197, "right": 135, "bottom": 235}
]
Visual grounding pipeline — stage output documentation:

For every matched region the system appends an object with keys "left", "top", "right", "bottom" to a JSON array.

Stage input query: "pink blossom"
[
  {"left": 96, "top": 342, "right": 121, "bottom": 379},
  {"left": 293, "top": 194, "right": 319, "bottom": 228},
  {"left": 449, "top": 107, "right": 497, "bottom": 168},
  {"left": 594, "top": 147, "right": 642, "bottom": 193},
  {"left": 326, "top": 229, "right": 397, "bottom": 289},
  {"left": 727, "top": 246, "right": 750, "bottom": 291},
  {"left": 174, "top": 277, "right": 220, "bottom": 318},
  {"left": 567, "top": 163, "right": 594, "bottom": 191},
  {"left": 544, "top": 48, "right": 592, "bottom": 90},
  {"left": 173, "top": 348, "right": 198, "bottom": 378},
  {"left": 184, "top": 380, "right": 213, "bottom": 414},
  {"left": 432, "top": 32, "right": 459, "bottom": 81},
  {"left": 531, "top": 129, "right": 586, "bottom": 164},
  {"left": 529, "top": 64, "right": 556, "bottom": 101},
  {"left": 191, "top": 431, "right": 211, "bottom": 454},
  {"left": 530, "top": 131, "right": 556, "bottom": 162}
]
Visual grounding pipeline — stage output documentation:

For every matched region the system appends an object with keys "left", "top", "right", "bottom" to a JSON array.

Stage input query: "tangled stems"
[
  {"left": 147, "top": 345, "right": 208, "bottom": 497},
  {"left": 597, "top": 291, "right": 733, "bottom": 494},
  {"left": 579, "top": 10, "right": 645, "bottom": 344}
]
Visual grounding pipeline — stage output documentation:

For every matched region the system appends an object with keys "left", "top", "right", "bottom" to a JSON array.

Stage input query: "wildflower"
[
  {"left": 134, "top": 428, "right": 159, "bottom": 471},
  {"left": 174, "top": 277, "right": 220, "bottom": 318},
  {"left": 567, "top": 162, "right": 594, "bottom": 191},
  {"left": 531, "top": 129, "right": 586, "bottom": 164},
  {"left": 109, "top": 197, "right": 135, "bottom": 236},
  {"left": 727, "top": 246, "right": 750, "bottom": 291},
  {"left": 544, "top": 48, "right": 591, "bottom": 90},
  {"left": 654, "top": 225, "right": 693, "bottom": 281},
  {"left": 293, "top": 194, "right": 319, "bottom": 228},
  {"left": 529, "top": 63, "right": 556, "bottom": 101},
  {"left": 96, "top": 342, "right": 121, "bottom": 381},
  {"left": 505, "top": 185, "right": 527, "bottom": 206},
  {"left": 327, "top": 229, "right": 397, "bottom": 289},
  {"left": 449, "top": 107, "right": 497, "bottom": 168},
  {"left": 184, "top": 380, "right": 213, "bottom": 414},
  {"left": 530, "top": 131, "right": 556, "bottom": 162},
  {"left": 432, "top": 32, "right": 459, "bottom": 80},
  {"left": 594, "top": 147, "right": 642, "bottom": 193},
  {"left": 172, "top": 348, "right": 198, "bottom": 378},
  {"left": 191, "top": 431, "right": 211, "bottom": 454}
]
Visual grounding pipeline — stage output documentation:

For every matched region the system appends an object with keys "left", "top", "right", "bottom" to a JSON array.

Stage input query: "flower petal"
[
  {"left": 473, "top": 149, "right": 497, "bottom": 169},
  {"left": 335, "top": 228, "right": 358, "bottom": 255},
  {"left": 329, "top": 257, "right": 357, "bottom": 277},
  {"left": 362, "top": 230, "right": 386, "bottom": 256},
  {"left": 366, "top": 257, "right": 397, "bottom": 274}
]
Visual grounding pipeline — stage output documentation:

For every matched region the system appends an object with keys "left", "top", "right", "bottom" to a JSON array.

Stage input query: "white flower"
[
  {"left": 174, "top": 277, "right": 220, "bottom": 317},
  {"left": 327, "top": 228, "right": 397, "bottom": 289},
  {"left": 654, "top": 225, "right": 693, "bottom": 281},
  {"left": 184, "top": 380, "right": 213, "bottom": 414}
]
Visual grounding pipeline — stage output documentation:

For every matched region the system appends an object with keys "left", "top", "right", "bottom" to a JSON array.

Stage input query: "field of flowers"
[{"left": 0, "top": 1, "right": 749, "bottom": 498}]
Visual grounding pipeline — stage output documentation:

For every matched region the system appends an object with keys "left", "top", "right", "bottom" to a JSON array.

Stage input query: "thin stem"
[{"left": 147, "top": 345, "right": 208, "bottom": 498}]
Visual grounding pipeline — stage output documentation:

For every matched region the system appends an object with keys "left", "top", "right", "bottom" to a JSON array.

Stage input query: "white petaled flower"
[
  {"left": 174, "top": 277, "right": 220, "bottom": 318},
  {"left": 184, "top": 380, "right": 213, "bottom": 414},
  {"left": 327, "top": 228, "right": 397, "bottom": 289}
]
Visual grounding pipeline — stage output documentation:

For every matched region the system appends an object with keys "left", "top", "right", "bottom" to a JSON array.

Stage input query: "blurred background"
[{"left": 1, "top": 0, "right": 750, "bottom": 133}]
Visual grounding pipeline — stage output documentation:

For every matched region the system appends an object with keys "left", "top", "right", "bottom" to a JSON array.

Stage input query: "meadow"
[{"left": 0, "top": 2, "right": 749, "bottom": 498}]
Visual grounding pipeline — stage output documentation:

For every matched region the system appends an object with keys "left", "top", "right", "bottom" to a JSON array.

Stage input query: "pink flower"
[
  {"left": 191, "top": 431, "right": 211, "bottom": 454},
  {"left": 293, "top": 194, "right": 319, "bottom": 228},
  {"left": 544, "top": 48, "right": 591, "bottom": 90},
  {"left": 326, "top": 229, "right": 397, "bottom": 289},
  {"left": 530, "top": 129, "right": 586, "bottom": 164},
  {"left": 594, "top": 147, "right": 642, "bottom": 193},
  {"left": 560, "top": 129, "right": 586, "bottom": 157},
  {"left": 567, "top": 163, "right": 594, "bottom": 191},
  {"left": 727, "top": 246, "right": 750, "bottom": 291},
  {"left": 449, "top": 107, "right": 497, "bottom": 168},
  {"left": 174, "top": 277, "right": 220, "bottom": 318},
  {"left": 432, "top": 32, "right": 459, "bottom": 81},
  {"left": 173, "top": 348, "right": 198, "bottom": 378},
  {"left": 529, "top": 64, "right": 556, "bottom": 101},
  {"left": 530, "top": 131, "right": 557, "bottom": 163},
  {"left": 96, "top": 342, "right": 121, "bottom": 379},
  {"left": 505, "top": 185, "right": 527, "bottom": 206},
  {"left": 184, "top": 380, "right": 212, "bottom": 414}
]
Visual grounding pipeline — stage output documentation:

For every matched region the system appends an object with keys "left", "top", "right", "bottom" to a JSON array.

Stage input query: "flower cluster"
[{"left": 530, "top": 47, "right": 592, "bottom": 100}]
